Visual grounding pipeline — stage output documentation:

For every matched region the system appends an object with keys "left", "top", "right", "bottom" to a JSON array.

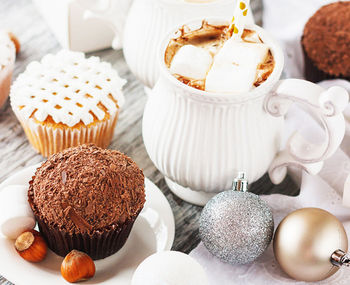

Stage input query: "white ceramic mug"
[
  {"left": 91, "top": 0, "right": 253, "bottom": 88},
  {"left": 142, "top": 18, "right": 349, "bottom": 206}
]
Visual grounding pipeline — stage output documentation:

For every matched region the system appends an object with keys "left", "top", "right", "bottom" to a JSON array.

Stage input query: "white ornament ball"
[{"left": 131, "top": 251, "right": 209, "bottom": 285}]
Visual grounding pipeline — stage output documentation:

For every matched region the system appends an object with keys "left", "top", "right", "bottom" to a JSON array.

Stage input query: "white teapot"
[
  {"left": 82, "top": 0, "right": 133, "bottom": 50},
  {"left": 142, "top": 18, "right": 349, "bottom": 206}
]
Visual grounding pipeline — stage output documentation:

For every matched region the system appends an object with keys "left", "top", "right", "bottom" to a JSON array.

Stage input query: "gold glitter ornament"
[
  {"left": 199, "top": 172, "right": 274, "bottom": 265},
  {"left": 274, "top": 208, "right": 350, "bottom": 282}
]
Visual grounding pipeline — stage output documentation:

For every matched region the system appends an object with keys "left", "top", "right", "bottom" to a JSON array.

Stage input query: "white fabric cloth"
[{"left": 190, "top": 1, "right": 350, "bottom": 284}]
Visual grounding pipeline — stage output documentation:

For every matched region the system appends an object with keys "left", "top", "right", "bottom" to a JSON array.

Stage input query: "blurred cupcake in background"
[
  {"left": 0, "top": 31, "right": 18, "bottom": 108},
  {"left": 302, "top": 2, "right": 350, "bottom": 83},
  {"left": 10, "top": 50, "right": 126, "bottom": 157}
]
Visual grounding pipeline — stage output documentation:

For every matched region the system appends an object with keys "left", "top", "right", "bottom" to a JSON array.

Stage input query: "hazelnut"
[
  {"left": 15, "top": 230, "right": 47, "bottom": 262},
  {"left": 61, "top": 250, "right": 96, "bottom": 283}
]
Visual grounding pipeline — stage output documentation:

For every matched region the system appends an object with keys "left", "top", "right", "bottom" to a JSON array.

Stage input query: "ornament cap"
[
  {"left": 233, "top": 172, "right": 248, "bottom": 192},
  {"left": 331, "top": 249, "right": 350, "bottom": 267}
]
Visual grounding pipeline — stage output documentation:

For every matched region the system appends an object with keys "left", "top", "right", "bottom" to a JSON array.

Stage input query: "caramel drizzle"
[
  {"left": 254, "top": 51, "right": 275, "bottom": 87},
  {"left": 164, "top": 20, "right": 228, "bottom": 68},
  {"left": 174, "top": 75, "right": 205, "bottom": 91}
]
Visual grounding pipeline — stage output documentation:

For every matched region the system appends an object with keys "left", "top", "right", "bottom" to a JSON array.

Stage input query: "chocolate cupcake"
[
  {"left": 28, "top": 144, "right": 145, "bottom": 260},
  {"left": 302, "top": 2, "right": 350, "bottom": 82}
]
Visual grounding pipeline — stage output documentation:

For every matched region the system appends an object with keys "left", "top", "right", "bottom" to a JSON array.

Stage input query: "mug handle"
[
  {"left": 83, "top": 0, "right": 132, "bottom": 50},
  {"left": 265, "top": 79, "right": 349, "bottom": 184}
]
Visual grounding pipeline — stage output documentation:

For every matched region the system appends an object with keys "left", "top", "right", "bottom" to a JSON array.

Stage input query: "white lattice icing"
[
  {"left": 0, "top": 31, "right": 15, "bottom": 70},
  {"left": 10, "top": 50, "right": 126, "bottom": 127}
]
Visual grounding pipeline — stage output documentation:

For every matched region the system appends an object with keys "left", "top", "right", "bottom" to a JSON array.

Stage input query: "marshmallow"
[
  {"left": 205, "top": 39, "right": 269, "bottom": 93},
  {"left": 0, "top": 185, "right": 30, "bottom": 206},
  {"left": 0, "top": 185, "right": 35, "bottom": 239},
  {"left": 170, "top": 45, "right": 213, "bottom": 80},
  {"left": 1, "top": 206, "right": 36, "bottom": 239},
  {"left": 131, "top": 251, "right": 209, "bottom": 285}
]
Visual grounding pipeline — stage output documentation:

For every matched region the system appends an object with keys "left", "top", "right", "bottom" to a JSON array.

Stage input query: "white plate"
[{"left": 0, "top": 164, "right": 175, "bottom": 284}]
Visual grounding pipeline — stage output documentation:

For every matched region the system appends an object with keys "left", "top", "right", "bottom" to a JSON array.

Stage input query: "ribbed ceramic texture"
[
  {"left": 143, "top": 78, "right": 284, "bottom": 193},
  {"left": 17, "top": 111, "right": 119, "bottom": 157},
  {"left": 123, "top": 0, "right": 237, "bottom": 88}
]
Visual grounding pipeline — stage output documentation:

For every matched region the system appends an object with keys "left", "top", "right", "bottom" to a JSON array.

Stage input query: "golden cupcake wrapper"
[{"left": 18, "top": 111, "right": 119, "bottom": 157}]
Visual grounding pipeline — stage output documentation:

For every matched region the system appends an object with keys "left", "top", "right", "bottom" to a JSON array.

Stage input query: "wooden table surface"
[{"left": 0, "top": 0, "right": 299, "bottom": 284}]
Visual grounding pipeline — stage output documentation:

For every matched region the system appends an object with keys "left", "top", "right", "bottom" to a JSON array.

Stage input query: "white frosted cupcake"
[
  {"left": 10, "top": 50, "right": 126, "bottom": 157},
  {"left": 0, "top": 31, "right": 16, "bottom": 108}
]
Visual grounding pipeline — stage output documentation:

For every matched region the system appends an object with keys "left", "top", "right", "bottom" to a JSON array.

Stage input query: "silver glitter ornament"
[{"left": 199, "top": 172, "right": 274, "bottom": 265}]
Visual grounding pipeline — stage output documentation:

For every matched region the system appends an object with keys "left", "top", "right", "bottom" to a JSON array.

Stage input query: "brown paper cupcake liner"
[
  {"left": 16, "top": 110, "right": 119, "bottom": 157},
  {"left": 35, "top": 213, "right": 137, "bottom": 260},
  {"left": 302, "top": 42, "right": 350, "bottom": 83}
]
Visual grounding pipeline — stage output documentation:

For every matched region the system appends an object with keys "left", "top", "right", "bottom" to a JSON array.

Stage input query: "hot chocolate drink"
[{"left": 165, "top": 21, "right": 275, "bottom": 92}]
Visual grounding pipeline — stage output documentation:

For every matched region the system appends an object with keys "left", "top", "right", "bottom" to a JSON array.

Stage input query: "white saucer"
[
  {"left": 165, "top": 177, "right": 216, "bottom": 206},
  {"left": 0, "top": 164, "right": 175, "bottom": 284}
]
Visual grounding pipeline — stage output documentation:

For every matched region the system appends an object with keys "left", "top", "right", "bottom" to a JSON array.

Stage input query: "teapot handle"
[
  {"left": 83, "top": 0, "right": 133, "bottom": 50},
  {"left": 265, "top": 79, "right": 349, "bottom": 184}
]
